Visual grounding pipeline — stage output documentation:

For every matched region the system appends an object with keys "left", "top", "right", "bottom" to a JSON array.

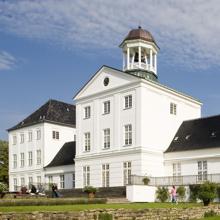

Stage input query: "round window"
[{"left": 103, "top": 77, "right": 109, "bottom": 86}]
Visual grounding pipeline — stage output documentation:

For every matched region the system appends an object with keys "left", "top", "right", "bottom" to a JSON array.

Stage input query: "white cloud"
[
  {"left": 0, "top": 0, "right": 220, "bottom": 69},
  {"left": 0, "top": 51, "right": 16, "bottom": 70}
]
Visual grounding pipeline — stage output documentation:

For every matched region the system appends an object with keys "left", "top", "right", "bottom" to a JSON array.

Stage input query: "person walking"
[{"left": 170, "top": 185, "right": 177, "bottom": 203}]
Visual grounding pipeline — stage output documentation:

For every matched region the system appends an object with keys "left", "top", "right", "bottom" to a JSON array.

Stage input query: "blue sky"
[{"left": 1, "top": 0, "right": 220, "bottom": 140}]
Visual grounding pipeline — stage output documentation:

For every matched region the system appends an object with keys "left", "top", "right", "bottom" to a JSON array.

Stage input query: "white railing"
[
  {"left": 130, "top": 174, "right": 220, "bottom": 186},
  {"left": 125, "top": 62, "right": 155, "bottom": 72}
]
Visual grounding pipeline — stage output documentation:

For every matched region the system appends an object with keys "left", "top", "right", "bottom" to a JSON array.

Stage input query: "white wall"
[
  {"left": 45, "top": 165, "right": 75, "bottom": 189},
  {"left": 164, "top": 148, "right": 220, "bottom": 176},
  {"left": 126, "top": 185, "right": 157, "bottom": 202},
  {"left": 8, "top": 122, "right": 75, "bottom": 191},
  {"left": 75, "top": 67, "right": 202, "bottom": 188}
]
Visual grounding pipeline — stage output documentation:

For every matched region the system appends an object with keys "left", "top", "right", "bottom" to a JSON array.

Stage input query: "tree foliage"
[
  {"left": 0, "top": 140, "right": 8, "bottom": 185},
  {"left": 156, "top": 187, "right": 169, "bottom": 202}
]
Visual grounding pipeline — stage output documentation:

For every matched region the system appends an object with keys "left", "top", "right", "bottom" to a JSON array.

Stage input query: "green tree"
[{"left": 0, "top": 140, "right": 8, "bottom": 185}]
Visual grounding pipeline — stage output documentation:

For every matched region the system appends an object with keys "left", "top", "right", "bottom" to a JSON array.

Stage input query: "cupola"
[{"left": 119, "top": 27, "right": 159, "bottom": 81}]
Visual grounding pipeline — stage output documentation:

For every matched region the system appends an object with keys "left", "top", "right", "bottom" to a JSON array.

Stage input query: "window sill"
[
  {"left": 123, "top": 107, "right": 132, "bottom": 110},
  {"left": 102, "top": 147, "right": 110, "bottom": 150},
  {"left": 123, "top": 144, "right": 132, "bottom": 147},
  {"left": 83, "top": 151, "right": 91, "bottom": 153},
  {"left": 83, "top": 117, "right": 91, "bottom": 120},
  {"left": 102, "top": 112, "right": 110, "bottom": 115}
]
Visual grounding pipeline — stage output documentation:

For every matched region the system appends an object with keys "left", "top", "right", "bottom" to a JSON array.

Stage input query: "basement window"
[{"left": 174, "top": 136, "right": 179, "bottom": 141}]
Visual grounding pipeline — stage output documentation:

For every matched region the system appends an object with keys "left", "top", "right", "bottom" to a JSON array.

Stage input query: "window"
[
  {"left": 52, "top": 131, "right": 59, "bottom": 140},
  {"left": 102, "top": 164, "right": 110, "bottom": 187},
  {"left": 28, "top": 151, "right": 33, "bottom": 166},
  {"left": 84, "top": 132, "right": 91, "bottom": 152},
  {"left": 170, "top": 103, "right": 177, "bottom": 115},
  {"left": 72, "top": 172, "right": 75, "bottom": 188},
  {"left": 124, "top": 124, "right": 132, "bottom": 146},
  {"left": 21, "top": 177, "right": 25, "bottom": 186},
  {"left": 84, "top": 106, "right": 91, "bottom": 119},
  {"left": 13, "top": 154, "right": 17, "bottom": 168},
  {"left": 74, "top": 134, "right": 76, "bottom": 142},
  {"left": 20, "top": 153, "right": 24, "bottom": 167},
  {"left": 36, "top": 150, "right": 41, "bottom": 165},
  {"left": 20, "top": 134, "right": 24, "bottom": 144},
  {"left": 103, "top": 101, "right": 110, "bottom": 114},
  {"left": 60, "top": 175, "right": 65, "bottom": 189},
  {"left": 13, "top": 178, "right": 18, "bottom": 191},
  {"left": 37, "top": 176, "right": 41, "bottom": 188},
  {"left": 173, "top": 163, "right": 181, "bottom": 183},
  {"left": 124, "top": 95, "right": 132, "bottom": 109},
  {"left": 28, "top": 131, "right": 32, "bottom": 142},
  {"left": 103, "top": 129, "right": 110, "bottom": 149},
  {"left": 123, "top": 161, "right": 132, "bottom": 185},
  {"left": 12, "top": 135, "right": 17, "bottom": 145},
  {"left": 83, "top": 166, "right": 90, "bottom": 187},
  {"left": 36, "top": 129, "right": 41, "bottom": 140},
  {"left": 198, "top": 161, "right": 207, "bottom": 181},
  {"left": 28, "top": 176, "right": 33, "bottom": 187},
  {"left": 48, "top": 176, "right": 53, "bottom": 184}
]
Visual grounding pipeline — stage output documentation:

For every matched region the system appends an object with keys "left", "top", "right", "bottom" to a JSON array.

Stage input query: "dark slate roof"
[
  {"left": 8, "top": 99, "right": 75, "bottom": 131},
  {"left": 120, "top": 26, "right": 159, "bottom": 48},
  {"left": 45, "top": 141, "right": 76, "bottom": 168},
  {"left": 165, "top": 115, "right": 220, "bottom": 153}
]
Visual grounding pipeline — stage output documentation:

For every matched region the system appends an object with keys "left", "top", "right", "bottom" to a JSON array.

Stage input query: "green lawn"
[
  {"left": 0, "top": 202, "right": 201, "bottom": 212},
  {"left": 197, "top": 217, "right": 220, "bottom": 220}
]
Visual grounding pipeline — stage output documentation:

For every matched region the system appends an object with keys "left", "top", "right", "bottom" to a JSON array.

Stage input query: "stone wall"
[{"left": 0, "top": 205, "right": 220, "bottom": 220}]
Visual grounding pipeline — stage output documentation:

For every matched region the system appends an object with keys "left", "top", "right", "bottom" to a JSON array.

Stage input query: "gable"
[{"left": 74, "top": 66, "right": 140, "bottom": 100}]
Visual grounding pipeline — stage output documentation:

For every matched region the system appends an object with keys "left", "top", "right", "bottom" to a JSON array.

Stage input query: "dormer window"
[
  {"left": 185, "top": 135, "right": 191, "bottom": 140},
  {"left": 174, "top": 136, "right": 179, "bottom": 141}
]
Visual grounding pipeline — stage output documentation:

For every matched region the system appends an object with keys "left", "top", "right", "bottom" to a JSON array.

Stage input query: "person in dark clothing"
[
  {"left": 51, "top": 184, "right": 59, "bottom": 198},
  {"left": 30, "top": 185, "right": 37, "bottom": 195}
]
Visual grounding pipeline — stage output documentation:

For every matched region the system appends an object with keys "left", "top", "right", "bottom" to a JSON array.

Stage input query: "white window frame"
[
  {"left": 124, "top": 95, "right": 132, "bottom": 109},
  {"left": 13, "top": 178, "right": 18, "bottom": 191},
  {"left": 28, "top": 176, "right": 33, "bottom": 187},
  {"left": 103, "top": 128, "right": 110, "bottom": 149},
  {"left": 84, "top": 132, "right": 91, "bottom": 152},
  {"left": 36, "top": 129, "right": 41, "bottom": 140},
  {"left": 170, "top": 102, "right": 177, "bottom": 115},
  {"left": 12, "top": 135, "right": 17, "bottom": 145},
  {"left": 13, "top": 154, "right": 17, "bottom": 169},
  {"left": 72, "top": 172, "right": 75, "bottom": 188},
  {"left": 173, "top": 163, "right": 181, "bottom": 183},
  {"left": 102, "top": 164, "right": 110, "bottom": 187},
  {"left": 36, "top": 150, "right": 41, "bottom": 165},
  {"left": 60, "top": 175, "right": 65, "bottom": 189},
  {"left": 48, "top": 176, "right": 53, "bottom": 184},
  {"left": 28, "top": 131, "right": 32, "bottom": 142},
  {"left": 37, "top": 176, "right": 41, "bottom": 188},
  {"left": 52, "top": 131, "right": 59, "bottom": 140},
  {"left": 20, "top": 133, "right": 24, "bottom": 144},
  {"left": 83, "top": 166, "right": 90, "bottom": 187},
  {"left": 198, "top": 161, "right": 207, "bottom": 181},
  {"left": 28, "top": 151, "right": 33, "bottom": 166},
  {"left": 124, "top": 124, "right": 132, "bottom": 146},
  {"left": 20, "top": 153, "right": 25, "bottom": 167},
  {"left": 103, "top": 101, "right": 110, "bottom": 114},
  {"left": 20, "top": 177, "right": 25, "bottom": 186},
  {"left": 123, "top": 161, "right": 132, "bottom": 185},
  {"left": 84, "top": 106, "right": 91, "bottom": 119}
]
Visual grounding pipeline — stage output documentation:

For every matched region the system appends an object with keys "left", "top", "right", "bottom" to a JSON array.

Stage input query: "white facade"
[
  {"left": 74, "top": 66, "right": 201, "bottom": 188},
  {"left": 44, "top": 165, "right": 75, "bottom": 189},
  {"left": 8, "top": 122, "right": 75, "bottom": 191}
]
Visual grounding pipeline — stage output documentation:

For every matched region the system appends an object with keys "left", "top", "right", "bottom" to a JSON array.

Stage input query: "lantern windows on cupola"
[{"left": 119, "top": 26, "right": 159, "bottom": 81}]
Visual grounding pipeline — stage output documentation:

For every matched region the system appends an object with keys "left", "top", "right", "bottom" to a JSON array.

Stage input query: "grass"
[
  {"left": 0, "top": 202, "right": 202, "bottom": 213},
  {"left": 197, "top": 217, "right": 220, "bottom": 220}
]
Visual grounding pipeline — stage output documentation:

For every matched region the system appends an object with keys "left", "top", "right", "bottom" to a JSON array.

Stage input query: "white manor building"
[{"left": 8, "top": 27, "right": 220, "bottom": 193}]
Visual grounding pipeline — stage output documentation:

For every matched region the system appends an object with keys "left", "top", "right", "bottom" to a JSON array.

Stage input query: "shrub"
[
  {"left": 204, "top": 210, "right": 217, "bottom": 217},
  {"left": 176, "top": 186, "right": 186, "bottom": 201},
  {"left": 156, "top": 187, "right": 169, "bottom": 202},
  {"left": 189, "top": 184, "right": 200, "bottom": 202},
  {"left": 198, "top": 181, "right": 217, "bottom": 206},
  {"left": 0, "top": 182, "right": 7, "bottom": 198},
  {"left": 83, "top": 186, "right": 97, "bottom": 194},
  {"left": 142, "top": 177, "right": 150, "bottom": 185},
  {"left": 0, "top": 198, "right": 107, "bottom": 206},
  {"left": 216, "top": 185, "right": 220, "bottom": 200}
]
